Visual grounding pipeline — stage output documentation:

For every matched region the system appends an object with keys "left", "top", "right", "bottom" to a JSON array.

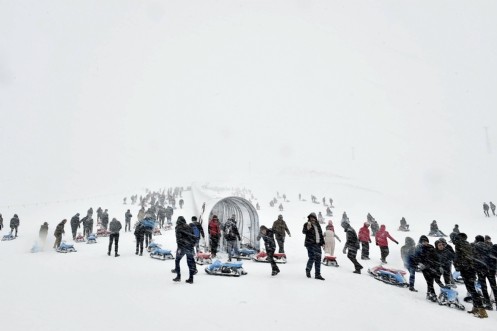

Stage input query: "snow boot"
[
  {"left": 115, "top": 253, "right": 120, "bottom": 257},
  {"left": 173, "top": 276, "right": 181, "bottom": 282},
  {"left": 409, "top": 287, "right": 418, "bottom": 292},
  {"left": 467, "top": 307, "right": 478, "bottom": 315},
  {"left": 107, "top": 251, "right": 110, "bottom": 256},
  {"left": 271, "top": 270, "right": 280, "bottom": 276},
  {"left": 185, "top": 278, "right": 193, "bottom": 284},
  {"left": 306, "top": 269, "right": 311, "bottom": 278},
  {"left": 426, "top": 293, "right": 437, "bottom": 302},
  {"left": 475, "top": 308, "right": 488, "bottom": 318},
  {"left": 315, "top": 275, "right": 325, "bottom": 280},
  {"left": 353, "top": 269, "right": 361, "bottom": 274}
]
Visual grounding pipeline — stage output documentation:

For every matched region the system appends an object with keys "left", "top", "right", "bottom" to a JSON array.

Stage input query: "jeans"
[
  {"left": 306, "top": 244, "right": 322, "bottom": 276},
  {"left": 108, "top": 233, "right": 119, "bottom": 253},
  {"left": 174, "top": 247, "right": 196, "bottom": 278},
  {"left": 226, "top": 240, "right": 239, "bottom": 260}
]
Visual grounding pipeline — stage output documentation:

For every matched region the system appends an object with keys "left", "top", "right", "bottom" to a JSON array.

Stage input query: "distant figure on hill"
[
  {"left": 428, "top": 220, "right": 446, "bottom": 237},
  {"left": 39, "top": 222, "right": 49, "bottom": 245},
  {"left": 399, "top": 217, "right": 409, "bottom": 231},
  {"left": 483, "top": 202, "right": 490, "bottom": 217},
  {"left": 490, "top": 202, "right": 496, "bottom": 216}
]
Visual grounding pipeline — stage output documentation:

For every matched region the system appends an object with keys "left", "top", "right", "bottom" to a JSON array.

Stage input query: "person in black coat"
[
  {"left": 473, "top": 235, "right": 497, "bottom": 310},
  {"left": 124, "top": 210, "right": 132, "bottom": 232},
  {"left": 101, "top": 209, "right": 109, "bottom": 230},
  {"left": 342, "top": 222, "right": 363, "bottom": 274},
  {"left": 401, "top": 237, "right": 417, "bottom": 291},
  {"left": 453, "top": 233, "right": 486, "bottom": 317},
  {"left": 172, "top": 216, "right": 196, "bottom": 284},
  {"left": 39, "top": 222, "right": 49, "bottom": 244},
  {"left": 302, "top": 212, "right": 325, "bottom": 280},
  {"left": 257, "top": 225, "right": 280, "bottom": 276},
  {"left": 134, "top": 221, "right": 146, "bottom": 256},
  {"left": 10, "top": 214, "right": 20, "bottom": 237},
  {"left": 413, "top": 235, "right": 446, "bottom": 302},
  {"left": 434, "top": 238, "right": 456, "bottom": 287},
  {"left": 70, "top": 213, "right": 80, "bottom": 239}
]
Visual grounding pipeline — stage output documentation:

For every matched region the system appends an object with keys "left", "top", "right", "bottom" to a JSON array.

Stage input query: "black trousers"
[
  {"left": 461, "top": 268, "right": 483, "bottom": 307},
  {"left": 125, "top": 221, "right": 131, "bottom": 232},
  {"left": 145, "top": 232, "right": 152, "bottom": 247},
  {"left": 135, "top": 235, "right": 144, "bottom": 254},
  {"left": 275, "top": 234, "right": 285, "bottom": 253},
  {"left": 477, "top": 270, "right": 497, "bottom": 304},
  {"left": 210, "top": 235, "right": 220, "bottom": 256},
  {"left": 267, "top": 248, "right": 279, "bottom": 272},
  {"left": 422, "top": 268, "right": 443, "bottom": 295},
  {"left": 348, "top": 249, "right": 363, "bottom": 271},
  {"left": 380, "top": 246, "right": 389, "bottom": 262},
  {"left": 108, "top": 233, "right": 119, "bottom": 253},
  {"left": 361, "top": 241, "right": 369, "bottom": 258}
]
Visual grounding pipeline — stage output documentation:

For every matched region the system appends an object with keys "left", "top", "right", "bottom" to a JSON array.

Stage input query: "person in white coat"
[{"left": 323, "top": 220, "right": 341, "bottom": 256}]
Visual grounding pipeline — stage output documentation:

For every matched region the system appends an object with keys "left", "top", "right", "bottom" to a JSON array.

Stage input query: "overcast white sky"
[{"left": 1, "top": 0, "right": 496, "bottom": 206}]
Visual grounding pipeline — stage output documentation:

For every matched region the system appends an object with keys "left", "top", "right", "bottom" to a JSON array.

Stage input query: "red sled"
[
  {"left": 96, "top": 228, "right": 110, "bottom": 237},
  {"left": 322, "top": 255, "right": 339, "bottom": 267},
  {"left": 195, "top": 251, "right": 212, "bottom": 265},
  {"left": 74, "top": 233, "right": 85, "bottom": 242},
  {"left": 252, "top": 251, "right": 287, "bottom": 264},
  {"left": 153, "top": 228, "right": 162, "bottom": 236}
]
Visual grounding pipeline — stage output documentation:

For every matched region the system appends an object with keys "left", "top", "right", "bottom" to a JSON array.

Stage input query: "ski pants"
[
  {"left": 267, "top": 248, "right": 279, "bottom": 272},
  {"left": 422, "top": 268, "right": 443, "bottom": 295},
  {"left": 407, "top": 265, "right": 416, "bottom": 288},
  {"left": 477, "top": 270, "right": 497, "bottom": 305},
  {"left": 210, "top": 235, "right": 220, "bottom": 256},
  {"left": 460, "top": 268, "right": 483, "bottom": 308},
  {"left": 275, "top": 234, "right": 285, "bottom": 253},
  {"left": 125, "top": 221, "right": 131, "bottom": 232},
  {"left": 361, "top": 241, "right": 369, "bottom": 259},
  {"left": 108, "top": 233, "right": 119, "bottom": 253},
  {"left": 492, "top": 208, "right": 496, "bottom": 216},
  {"left": 145, "top": 232, "right": 152, "bottom": 248},
  {"left": 54, "top": 234, "right": 62, "bottom": 248},
  {"left": 135, "top": 235, "right": 144, "bottom": 254},
  {"left": 71, "top": 226, "right": 78, "bottom": 239},
  {"left": 380, "top": 246, "right": 389, "bottom": 262},
  {"left": 174, "top": 247, "right": 196, "bottom": 278},
  {"left": 11, "top": 226, "right": 18, "bottom": 237},
  {"left": 226, "top": 240, "right": 239, "bottom": 261},
  {"left": 441, "top": 263, "right": 454, "bottom": 285},
  {"left": 484, "top": 210, "right": 490, "bottom": 217},
  {"left": 306, "top": 244, "right": 322, "bottom": 276},
  {"left": 347, "top": 249, "right": 363, "bottom": 271}
]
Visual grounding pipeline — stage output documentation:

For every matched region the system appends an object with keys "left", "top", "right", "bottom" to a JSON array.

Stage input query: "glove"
[
  {"left": 376, "top": 242, "right": 378, "bottom": 246},
  {"left": 369, "top": 240, "right": 372, "bottom": 243},
  {"left": 395, "top": 241, "right": 399, "bottom": 245}
]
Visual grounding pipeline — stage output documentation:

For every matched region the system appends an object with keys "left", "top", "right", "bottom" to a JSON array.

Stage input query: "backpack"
[
  {"left": 224, "top": 221, "right": 234, "bottom": 237},
  {"left": 193, "top": 224, "right": 200, "bottom": 238}
]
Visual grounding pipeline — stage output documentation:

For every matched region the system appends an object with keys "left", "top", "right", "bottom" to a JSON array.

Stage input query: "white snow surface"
[{"left": 1, "top": 179, "right": 496, "bottom": 331}]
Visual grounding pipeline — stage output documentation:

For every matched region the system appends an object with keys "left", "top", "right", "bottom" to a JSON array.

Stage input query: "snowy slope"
[{"left": 1, "top": 178, "right": 496, "bottom": 331}]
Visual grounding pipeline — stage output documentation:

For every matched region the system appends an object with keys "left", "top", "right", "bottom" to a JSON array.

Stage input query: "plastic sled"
[
  {"left": 368, "top": 265, "right": 408, "bottom": 287},
  {"left": 150, "top": 248, "right": 174, "bottom": 260},
  {"left": 322, "top": 255, "right": 339, "bottom": 267},
  {"left": 205, "top": 260, "right": 247, "bottom": 277}
]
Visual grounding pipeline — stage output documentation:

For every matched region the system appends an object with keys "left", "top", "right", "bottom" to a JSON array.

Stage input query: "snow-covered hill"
[{"left": 1, "top": 177, "right": 496, "bottom": 331}]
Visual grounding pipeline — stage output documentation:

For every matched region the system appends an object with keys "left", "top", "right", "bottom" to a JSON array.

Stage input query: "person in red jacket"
[
  {"left": 358, "top": 222, "right": 372, "bottom": 260},
  {"left": 208, "top": 215, "right": 221, "bottom": 258},
  {"left": 375, "top": 224, "right": 398, "bottom": 263}
]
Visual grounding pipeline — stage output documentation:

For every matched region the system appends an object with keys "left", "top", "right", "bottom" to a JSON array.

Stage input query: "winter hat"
[
  {"left": 192, "top": 216, "right": 197, "bottom": 221},
  {"left": 212, "top": 215, "right": 218, "bottom": 219},
  {"left": 485, "top": 235, "right": 492, "bottom": 241},
  {"left": 176, "top": 216, "right": 186, "bottom": 225},
  {"left": 363, "top": 222, "right": 369, "bottom": 227},
  {"left": 278, "top": 215, "right": 283, "bottom": 220},
  {"left": 475, "top": 235, "right": 485, "bottom": 243},
  {"left": 457, "top": 233, "right": 467, "bottom": 241},
  {"left": 308, "top": 212, "right": 317, "bottom": 220},
  {"left": 419, "top": 235, "right": 429, "bottom": 244},
  {"left": 43, "top": 222, "right": 48, "bottom": 225}
]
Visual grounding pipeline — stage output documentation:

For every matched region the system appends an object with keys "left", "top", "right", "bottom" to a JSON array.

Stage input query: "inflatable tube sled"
[
  {"left": 368, "top": 265, "right": 408, "bottom": 287},
  {"left": 205, "top": 260, "right": 247, "bottom": 276}
]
